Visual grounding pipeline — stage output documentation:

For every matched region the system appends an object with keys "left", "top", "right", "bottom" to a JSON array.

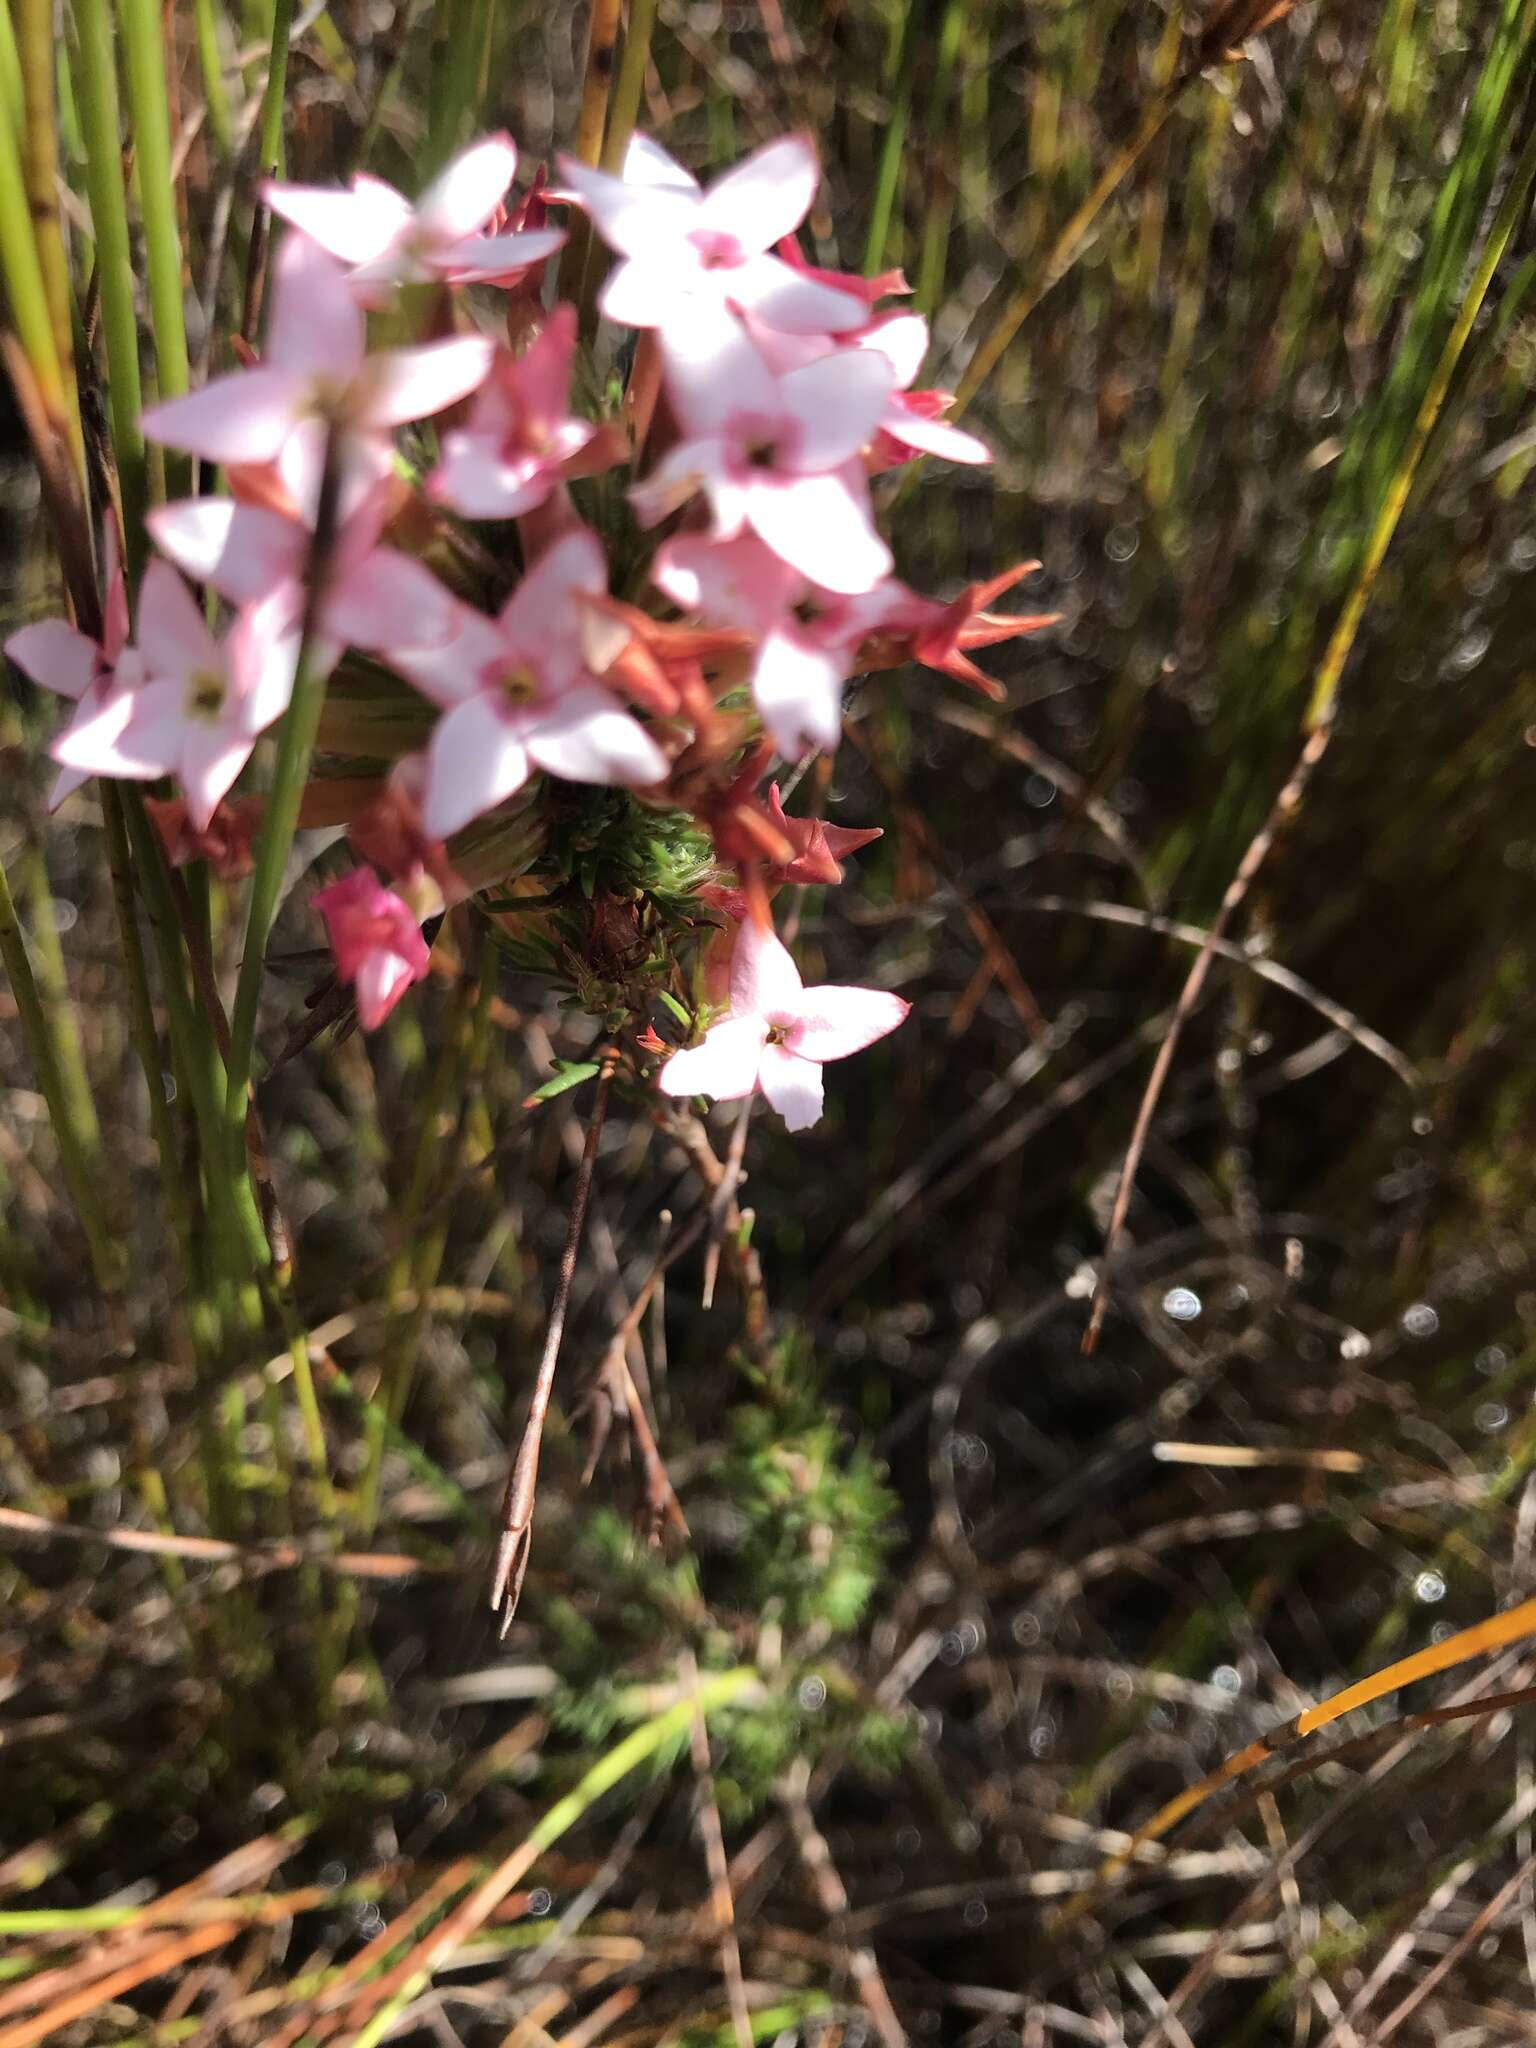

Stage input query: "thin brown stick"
[
  {"left": 682, "top": 1648, "right": 753, "bottom": 2048},
  {"left": 0, "top": 1506, "right": 431, "bottom": 1579},
  {"left": 780, "top": 1762, "right": 906, "bottom": 2047},
  {"left": 489, "top": 1048, "right": 618, "bottom": 1630},
  {"left": 701, "top": 1096, "right": 752, "bottom": 1311},
  {"left": 1371, "top": 1846, "right": 1536, "bottom": 2043},
  {"left": 1082, "top": 718, "right": 1332, "bottom": 1354}
]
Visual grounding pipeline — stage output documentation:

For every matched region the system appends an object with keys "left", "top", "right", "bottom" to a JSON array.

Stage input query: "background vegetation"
[{"left": 3, "top": 0, "right": 1536, "bottom": 2040}]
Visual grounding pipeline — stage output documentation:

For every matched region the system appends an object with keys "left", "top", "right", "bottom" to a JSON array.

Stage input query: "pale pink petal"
[
  {"left": 147, "top": 498, "right": 302, "bottom": 604},
  {"left": 558, "top": 151, "right": 697, "bottom": 259},
  {"left": 52, "top": 679, "right": 185, "bottom": 778},
  {"left": 354, "top": 948, "right": 418, "bottom": 1030},
  {"left": 629, "top": 438, "right": 728, "bottom": 529},
  {"left": 653, "top": 533, "right": 804, "bottom": 636},
  {"left": 442, "top": 225, "right": 566, "bottom": 282},
  {"left": 699, "top": 134, "right": 818, "bottom": 252},
  {"left": 261, "top": 175, "right": 411, "bottom": 266},
  {"left": 882, "top": 410, "right": 992, "bottom": 464},
  {"left": 326, "top": 549, "right": 462, "bottom": 653},
  {"left": 659, "top": 306, "right": 775, "bottom": 437},
  {"left": 101, "top": 525, "right": 129, "bottom": 662},
  {"left": 622, "top": 134, "right": 700, "bottom": 195},
  {"left": 430, "top": 435, "right": 553, "bottom": 518},
  {"left": 138, "top": 560, "right": 220, "bottom": 683},
  {"left": 356, "top": 334, "right": 495, "bottom": 426},
  {"left": 858, "top": 312, "right": 929, "bottom": 388},
  {"left": 599, "top": 250, "right": 707, "bottom": 329},
  {"left": 386, "top": 604, "right": 507, "bottom": 707},
  {"left": 499, "top": 526, "right": 608, "bottom": 647},
  {"left": 227, "top": 590, "right": 305, "bottom": 732},
  {"left": 517, "top": 302, "right": 580, "bottom": 420},
  {"left": 416, "top": 133, "right": 519, "bottom": 241},
  {"left": 179, "top": 721, "right": 254, "bottom": 829},
  {"left": 723, "top": 251, "right": 869, "bottom": 334},
  {"left": 780, "top": 351, "right": 894, "bottom": 471},
  {"left": 421, "top": 694, "right": 534, "bottom": 839},
  {"left": 5, "top": 618, "right": 100, "bottom": 699},
  {"left": 729, "top": 916, "right": 803, "bottom": 1017},
  {"left": 277, "top": 420, "right": 395, "bottom": 527},
  {"left": 264, "top": 234, "right": 367, "bottom": 377},
  {"left": 141, "top": 367, "right": 304, "bottom": 465},
  {"left": 658, "top": 1014, "right": 766, "bottom": 1102},
  {"left": 745, "top": 469, "right": 891, "bottom": 594},
  {"left": 753, "top": 627, "right": 847, "bottom": 755},
  {"left": 787, "top": 984, "right": 910, "bottom": 1061},
  {"left": 48, "top": 760, "right": 91, "bottom": 809},
  {"left": 526, "top": 686, "right": 668, "bottom": 788},
  {"left": 757, "top": 1041, "right": 824, "bottom": 1130}
]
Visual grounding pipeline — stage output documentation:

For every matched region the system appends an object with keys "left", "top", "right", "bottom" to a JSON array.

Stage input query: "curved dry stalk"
[{"left": 489, "top": 1046, "right": 618, "bottom": 1631}]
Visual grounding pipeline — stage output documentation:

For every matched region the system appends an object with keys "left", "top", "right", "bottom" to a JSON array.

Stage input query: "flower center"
[
  {"left": 765, "top": 1021, "right": 789, "bottom": 1046},
  {"left": 688, "top": 227, "right": 747, "bottom": 271},
  {"left": 500, "top": 662, "right": 539, "bottom": 707},
  {"left": 185, "top": 670, "right": 226, "bottom": 720}
]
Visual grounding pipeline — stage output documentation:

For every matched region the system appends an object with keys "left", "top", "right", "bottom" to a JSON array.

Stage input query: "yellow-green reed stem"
[
  {"left": 598, "top": 0, "right": 659, "bottom": 174},
  {"left": 191, "top": 0, "right": 233, "bottom": 158},
  {"left": 1305, "top": 104, "right": 1536, "bottom": 734},
  {"left": 558, "top": 0, "right": 620, "bottom": 316},
  {"left": 0, "top": 78, "right": 72, "bottom": 445},
  {"left": 17, "top": 843, "right": 101, "bottom": 1159},
  {"left": 0, "top": 850, "right": 122, "bottom": 1294},
  {"left": 118, "top": 0, "right": 191, "bottom": 486},
  {"left": 0, "top": 5, "right": 22, "bottom": 133},
  {"left": 349, "top": 1667, "right": 760, "bottom": 2048},
  {"left": 73, "top": 0, "right": 148, "bottom": 561},
  {"left": 255, "top": 0, "right": 294, "bottom": 176},
  {"left": 16, "top": 0, "right": 82, "bottom": 474},
  {"left": 863, "top": 0, "right": 926, "bottom": 278},
  {"left": 423, "top": 0, "right": 493, "bottom": 183}
]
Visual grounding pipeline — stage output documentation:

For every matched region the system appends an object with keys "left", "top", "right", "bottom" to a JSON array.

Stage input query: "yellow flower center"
[
  {"left": 500, "top": 663, "right": 539, "bottom": 706},
  {"left": 186, "top": 670, "right": 225, "bottom": 720}
]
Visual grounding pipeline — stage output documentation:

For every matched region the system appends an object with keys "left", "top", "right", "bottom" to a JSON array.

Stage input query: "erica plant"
[{"left": 2, "top": 62, "right": 1050, "bottom": 1618}]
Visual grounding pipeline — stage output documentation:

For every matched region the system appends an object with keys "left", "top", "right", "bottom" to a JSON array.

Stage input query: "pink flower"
[
  {"left": 429, "top": 306, "right": 602, "bottom": 518},
  {"left": 312, "top": 867, "right": 432, "bottom": 1030},
  {"left": 147, "top": 479, "right": 459, "bottom": 667},
  {"left": 658, "top": 913, "right": 909, "bottom": 1131},
  {"left": 633, "top": 309, "right": 894, "bottom": 595},
  {"left": 387, "top": 528, "right": 670, "bottom": 840},
  {"left": 4, "top": 523, "right": 133, "bottom": 809},
  {"left": 263, "top": 135, "right": 564, "bottom": 300},
  {"left": 50, "top": 564, "right": 302, "bottom": 829},
  {"left": 141, "top": 235, "right": 494, "bottom": 472},
  {"left": 748, "top": 309, "right": 992, "bottom": 470},
  {"left": 655, "top": 534, "right": 895, "bottom": 754},
  {"left": 560, "top": 133, "right": 868, "bottom": 335}
]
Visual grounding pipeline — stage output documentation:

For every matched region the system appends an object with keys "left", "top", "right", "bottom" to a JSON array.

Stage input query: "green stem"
[
  {"left": 191, "top": 0, "right": 232, "bottom": 158},
  {"left": 0, "top": 848, "right": 122, "bottom": 1293},
  {"left": 862, "top": 0, "right": 927, "bottom": 277},
  {"left": 255, "top": 0, "right": 295, "bottom": 176},
  {"left": 0, "top": 4, "right": 22, "bottom": 135},
  {"left": 0, "top": 67, "right": 69, "bottom": 431},
  {"left": 117, "top": 0, "right": 190, "bottom": 490},
  {"left": 17, "top": 842, "right": 102, "bottom": 1158},
  {"left": 73, "top": 0, "right": 148, "bottom": 560}
]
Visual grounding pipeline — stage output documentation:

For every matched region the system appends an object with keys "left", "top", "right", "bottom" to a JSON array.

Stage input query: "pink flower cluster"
[{"left": 5, "top": 129, "right": 1050, "bottom": 1130}]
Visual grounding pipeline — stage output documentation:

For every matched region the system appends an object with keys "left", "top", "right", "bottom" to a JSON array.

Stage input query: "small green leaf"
[
  {"left": 522, "top": 1060, "right": 601, "bottom": 1109},
  {"left": 656, "top": 990, "right": 692, "bottom": 1028}
]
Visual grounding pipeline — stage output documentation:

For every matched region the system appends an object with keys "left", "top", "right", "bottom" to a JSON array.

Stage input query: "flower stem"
[
  {"left": 598, "top": 0, "right": 658, "bottom": 174},
  {"left": 15, "top": 0, "right": 83, "bottom": 476},
  {"left": 255, "top": 0, "right": 294, "bottom": 176},
  {"left": 118, "top": 0, "right": 191, "bottom": 491},
  {"left": 0, "top": 65, "right": 71, "bottom": 448},
  {"left": 73, "top": 0, "right": 148, "bottom": 560},
  {"left": 191, "top": 0, "right": 232, "bottom": 159}
]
